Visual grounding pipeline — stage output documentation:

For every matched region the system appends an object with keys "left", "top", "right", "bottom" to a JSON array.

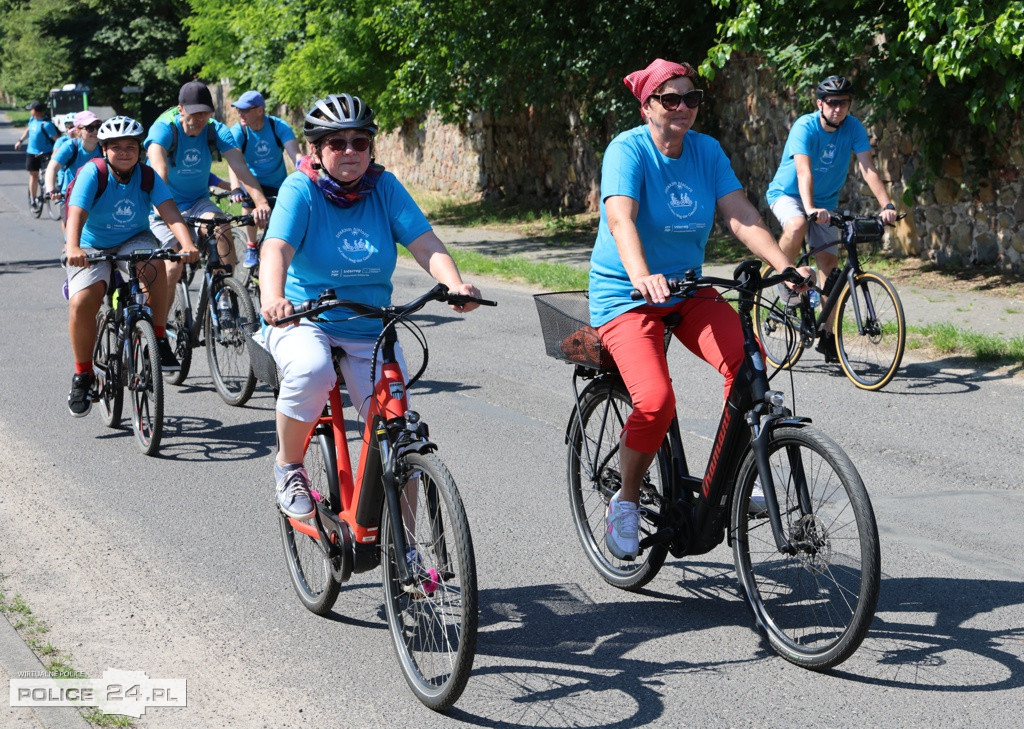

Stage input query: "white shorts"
[
  {"left": 264, "top": 321, "right": 410, "bottom": 424},
  {"left": 770, "top": 195, "right": 840, "bottom": 256},
  {"left": 65, "top": 231, "right": 162, "bottom": 299},
  {"left": 149, "top": 198, "right": 222, "bottom": 249}
]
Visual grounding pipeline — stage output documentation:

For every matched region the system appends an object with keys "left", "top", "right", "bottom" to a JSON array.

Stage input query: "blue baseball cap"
[{"left": 232, "top": 91, "right": 265, "bottom": 110}]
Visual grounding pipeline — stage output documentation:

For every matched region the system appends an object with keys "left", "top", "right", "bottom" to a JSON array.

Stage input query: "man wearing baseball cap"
[
  {"left": 14, "top": 101, "right": 60, "bottom": 211},
  {"left": 228, "top": 90, "right": 300, "bottom": 267},
  {"left": 144, "top": 79, "right": 272, "bottom": 370}
]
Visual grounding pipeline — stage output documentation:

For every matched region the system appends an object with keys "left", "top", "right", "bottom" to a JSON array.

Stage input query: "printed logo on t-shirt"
[
  {"left": 255, "top": 139, "right": 272, "bottom": 159},
  {"left": 335, "top": 227, "right": 376, "bottom": 264},
  {"left": 183, "top": 148, "right": 202, "bottom": 167},
  {"left": 820, "top": 144, "right": 837, "bottom": 166},
  {"left": 113, "top": 198, "right": 137, "bottom": 225},
  {"left": 665, "top": 181, "right": 698, "bottom": 219}
]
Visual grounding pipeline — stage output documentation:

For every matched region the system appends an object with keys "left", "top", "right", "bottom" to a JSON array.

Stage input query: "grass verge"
[
  {"left": 907, "top": 323, "right": 1024, "bottom": 361},
  {"left": 0, "top": 577, "right": 134, "bottom": 727}
]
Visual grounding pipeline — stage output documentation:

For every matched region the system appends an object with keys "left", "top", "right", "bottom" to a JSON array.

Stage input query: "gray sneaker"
[{"left": 276, "top": 466, "right": 315, "bottom": 520}]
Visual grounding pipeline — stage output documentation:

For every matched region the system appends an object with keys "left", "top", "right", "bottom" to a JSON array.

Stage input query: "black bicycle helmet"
[
  {"left": 816, "top": 75, "right": 854, "bottom": 99},
  {"left": 303, "top": 93, "right": 378, "bottom": 143}
]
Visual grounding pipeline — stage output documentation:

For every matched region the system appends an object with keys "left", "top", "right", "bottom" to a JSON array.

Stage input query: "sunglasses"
[
  {"left": 321, "top": 136, "right": 371, "bottom": 153},
  {"left": 82, "top": 123, "right": 102, "bottom": 132},
  {"left": 823, "top": 97, "right": 851, "bottom": 108},
  {"left": 649, "top": 89, "right": 704, "bottom": 111}
]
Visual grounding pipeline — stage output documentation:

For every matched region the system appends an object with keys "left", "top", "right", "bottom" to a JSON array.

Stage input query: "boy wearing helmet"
[
  {"left": 63, "top": 116, "right": 199, "bottom": 417},
  {"left": 259, "top": 93, "right": 483, "bottom": 520},
  {"left": 766, "top": 75, "right": 898, "bottom": 361}
]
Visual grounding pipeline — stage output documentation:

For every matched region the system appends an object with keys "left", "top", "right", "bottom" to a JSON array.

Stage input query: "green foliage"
[
  {"left": 701, "top": 0, "right": 1024, "bottom": 176},
  {"left": 0, "top": 0, "right": 72, "bottom": 103}
]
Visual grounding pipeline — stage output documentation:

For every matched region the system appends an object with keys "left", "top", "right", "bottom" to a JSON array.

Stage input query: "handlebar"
[
  {"left": 84, "top": 249, "right": 188, "bottom": 264},
  {"left": 630, "top": 262, "right": 810, "bottom": 301},
  {"left": 183, "top": 213, "right": 255, "bottom": 232},
  {"left": 806, "top": 208, "right": 908, "bottom": 228},
  {"left": 276, "top": 283, "right": 497, "bottom": 326}
]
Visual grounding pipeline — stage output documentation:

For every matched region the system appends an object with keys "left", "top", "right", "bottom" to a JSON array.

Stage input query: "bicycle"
[
  {"left": 27, "top": 160, "right": 60, "bottom": 220},
  {"left": 274, "top": 283, "right": 496, "bottom": 710},
  {"left": 89, "top": 248, "right": 186, "bottom": 456},
  {"left": 164, "top": 213, "right": 259, "bottom": 406},
  {"left": 755, "top": 210, "right": 907, "bottom": 390},
  {"left": 534, "top": 260, "right": 881, "bottom": 670},
  {"left": 212, "top": 188, "right": 273, "bottom": 309}
]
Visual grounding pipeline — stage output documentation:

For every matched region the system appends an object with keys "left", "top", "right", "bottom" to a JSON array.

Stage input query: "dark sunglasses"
[
  {"left": 649, "top": 89, "right": 704, "bottom": 111},
  {"left": 823, "top": 97, "right": 851, "bottom": 108},
  {"left": 321, "top": 136, "right": 371, "bottom": 153},
  {"left": 82, "top": 123, "right": 102, "bottom": 132}
]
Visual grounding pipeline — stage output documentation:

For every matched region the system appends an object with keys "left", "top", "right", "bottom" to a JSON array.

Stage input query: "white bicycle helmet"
[
  {"left": 97, "top": 115, "right": 145, "bottom": 144},
  {"left": 58, "top": 112, "right": 76, "bottom": 133},
  {"left": 303, "top": 93, "right": 377, "bottom": 143}
]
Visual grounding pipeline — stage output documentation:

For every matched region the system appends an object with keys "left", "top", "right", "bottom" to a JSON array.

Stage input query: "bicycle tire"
[
  {"left": 28, "top": 188, "right": 42, "bottom": 218},
  {"left": 567, "top": 379, "right": 672, "bottom": 591},
  {"left": 205, "top": 277, "right": 258, "bottom": 406},
  {"left": 45, "top": 196, "right": 61, "bottom": 220},
  {"left": 94, "top": 307, "right": 123, "bottom": 427},
  {"left": 129, "top": 319, "right": 164, "bottom": 456},
  {"left": 280, "top": 431, "right": 342, "bottom": 615},
  {"left": 381, "top": 452, "right": 477, "bottom": 710},
  {"left": 833, "top": 271, "right": 906, "bottom": 391},
  {"left": 731, "top": 425, "right": 880, "bottom": 670},
  {"left": 755, "top": 262, "right": 805, "bottom": 370},
  {"left": 230, "top": 227, "right": 250, "bottom": 286},
  {"left": 164, "top": 282, "right": 193, "bottom": 385}
]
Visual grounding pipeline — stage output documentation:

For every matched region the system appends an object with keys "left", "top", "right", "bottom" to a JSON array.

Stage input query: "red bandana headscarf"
[{"left": 623, "top": 59, "right": 699, "bottom": 119}]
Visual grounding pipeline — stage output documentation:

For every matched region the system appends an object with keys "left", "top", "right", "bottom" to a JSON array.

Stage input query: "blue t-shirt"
[
  {"left": 588, "top": 127, "right": 742, "bottom": 328},
  {"left": 53, "top": 138, "right": 103, "bottom": 194},
  {"left": 69, "top": 162, "right": 174, "bottom": 250},
  {"left": 230, "top": 116, "right": 295, "bottom": 188},
  {"left": 765, "top": 112, "right": 872, "bottom": 210},
  {"left": 144, "top": 116, "right": 237, "bottom": 208},
  {"left": 265, "top": 169, "right": 432, "bottom": 339},
  {"left": 26, "top": 118, "right": 59, "bottom": 155}
]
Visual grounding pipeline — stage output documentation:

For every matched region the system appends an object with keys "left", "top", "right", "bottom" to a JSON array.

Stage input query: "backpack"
[
  {"left": 63, "top": 158, "right": 155, "bottom": 223},
  {"left": 240, "top": 118, "right": 283, "bottom": 154},
  {"left": 156, "top": 107, "right": 221, "bottom": 166}
]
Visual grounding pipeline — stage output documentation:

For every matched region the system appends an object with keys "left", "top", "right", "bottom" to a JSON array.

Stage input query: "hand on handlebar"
[
  {"left": 447, "top": 282, "right": 482, "bottom": 313},
  {"left": 806, "top": 208, "right": 829, "bottom": 225},
  {"left": 251, "top": 202, "right": 271, "bottom": 229},
  {"left": 879, "top": 207, "right": 898, "bottom": 226},
  {"left": 65, "top": 244, "right": 90, "bottom": 268},
  {"left": 633, "top": 273, "right": 672, "bottom": 305},
  {"left": 261, "top": 296, "right": 297, "bottom": 328},
  {"left": 178, "top": 245, "right": 201, "bottom": 264}
]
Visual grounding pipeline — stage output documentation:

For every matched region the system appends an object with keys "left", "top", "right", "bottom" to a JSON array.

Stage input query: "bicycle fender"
[
  {"left": 397, "top": 439, "right": 438, "bottom": 457},
  {"left": 770, "top": 416, "right": 813, "bottom": 429}
]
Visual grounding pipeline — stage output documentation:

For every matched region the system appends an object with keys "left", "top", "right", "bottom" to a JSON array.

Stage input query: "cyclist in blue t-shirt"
[
  {"left": 260, "top": 93, "right": 484, "bottom": 521},
  {"left": 144, "top": 79, "right": 272, "bottom": 370},
  {"left": 765, "top": 75, "right": 898, "bottom": 361},
  {"left": 63, "top": 116, "right": 199, "bottom": 417},
  {"left": 227, "top": 90, "right": 301, "bottom": 268},
  {"left": 45, "top": 111, "right": 103, "bottom": 225},
  {"left": 14, "top": 101, "right": 60, "bottom": 211}
]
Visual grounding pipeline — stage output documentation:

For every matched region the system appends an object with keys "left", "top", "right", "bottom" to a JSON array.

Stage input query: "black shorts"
[{"left": 26, "top": 153, "right": 51, "bottom": 172}]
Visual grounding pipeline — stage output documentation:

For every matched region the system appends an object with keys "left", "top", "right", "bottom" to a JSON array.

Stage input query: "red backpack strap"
[
  {"left": 140, "top": 164, "right": 155, "bottom": 192},
  {"left": 92, "top": 158, "right": 109, "bottom": 200}
]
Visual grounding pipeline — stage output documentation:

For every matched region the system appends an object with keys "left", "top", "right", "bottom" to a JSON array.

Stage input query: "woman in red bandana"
[
  {"left": 591, "top": 59, "right": 811, "bottom": 561},
  {"left": 259, "top": 93, "right": 483, "bottom": 521}
]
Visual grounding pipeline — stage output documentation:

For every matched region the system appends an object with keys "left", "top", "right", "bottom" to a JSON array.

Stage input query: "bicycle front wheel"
[
  {"left": 381, "top": 452, "right": 477, "bottom": 711},
  {"left": 45, "top": 196, "right": 61, "bottom": 220},
  {"left": 205, "top": 277, "right": 258, "bottom": 406},
  {"left": 833, "top": 271, "right": 906, "bottom": 390},
  {"left": 755, "top": 263, "right": 805, "bottom": 370},
  {"left": 164, "top": 282, "right": 193, "bottom": 385},
  {"left": 280, "top": 431, "right": 341, "bottom": 615},
  {"left": 94, "top": 308, "right": 123, "bottom": 427},
  {"left": 567, "top": 379, "right": 672, "bottom": 591},
  {"left": 28, "top": 188, "right": 42, "bottom": 218},
  {"left": 731, "top": 425, "right": 880, "bottom": 670},
  {"left": 129, "top": 319, "right": 164, "bottom": 456}
]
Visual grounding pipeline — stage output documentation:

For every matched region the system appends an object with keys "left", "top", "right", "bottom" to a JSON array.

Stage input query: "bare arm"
[
  {"left": 284, "top": 139, "right": 301, "bottom": 171},
  {"left": 717, "top": 190, "right": 812, "bottom": 280},
  {"left": 406, "top": 230, "right": 481, "bottom": 313},
  {"left": 147, "top": 143, "right": 170, "bottom": 184},
  {"left": 44, "top": 158, "right": 61, "bottom": 196},
  {"left": 604, "top": 194, "right": 672, "bottom": 304},
  {"left": 856, "top": 150, "right": 896, "bottom": 224},
  {"left": 259, "top": 237, "right": 296, "bottom": 326},
  {"left": 64, "top": 206, "right": 90, "bottom": 266},
  {"left": 794, "top": 153, "right": 828, "bottom": 224},
  {"left": 154, "top": 199, "right": 200, "bottom": 262},
  {"left": 223, "top": 148, "right": 271, "bottom": 226}
]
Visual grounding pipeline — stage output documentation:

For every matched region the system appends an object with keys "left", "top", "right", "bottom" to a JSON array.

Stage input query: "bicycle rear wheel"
[
  {"left": 205, "top": 277, "right": 258, "bottom": 406},
  {"left": 381, "top": 452, "right": 477, "bottom": 711},
  {"left": 164, "top": 282, "right": 193, "bottom": 385},
  {"left": 731, "top": 425, "right": 880, "bottom": 670},
  {"left": 129, "top": 319, "right": 164, "bottom": 456},
  {"left": 28, "top": 188, "right": 42, "bottom": 218},
  {"left": 94, "top": 308, "right": 123, "bottom": 427},
  {"left": 833, "top": 271, "right": 906, "bottom": 391},
  {"left": 755, "top": 263, "right": 805, "bottom": 369},
  {"left": 280, "top": 431, "right": 341, "bottom": 615},
  {"left": 567, "top": 379, "right": 672, "bottom": 591}
]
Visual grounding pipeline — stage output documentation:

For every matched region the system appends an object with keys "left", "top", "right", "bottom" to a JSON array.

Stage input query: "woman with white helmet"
[
  {"left": 63, "top": 116, "right": 200, "bottom": 418},
  {"left": 260, "top": 93, "right": 485, "bottom": 520}
]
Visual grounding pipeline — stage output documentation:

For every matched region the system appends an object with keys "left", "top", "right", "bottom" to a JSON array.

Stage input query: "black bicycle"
[
  {"left": 755, "top": 210, "right": 907, "bottom": 390},
  {"left": 90, "top": 248, "right": 185, "bottom": 456},
  {"left": 535, "top": 261, "right": 881, "bottom": 670},
  {"left": 164, "top": 214, "right": 259, "bottom": 406},
  {"left": 212, "top": 188, "right": 274, "bottom": 310}
]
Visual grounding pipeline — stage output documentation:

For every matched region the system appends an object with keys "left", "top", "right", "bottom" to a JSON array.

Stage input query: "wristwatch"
[{"left": 883, "top": 203, "right": 896, "bottom": 211}]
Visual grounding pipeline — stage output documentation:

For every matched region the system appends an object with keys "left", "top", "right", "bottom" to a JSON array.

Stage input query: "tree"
[{"left": 0, "top": 0, "right": 71, "bottom": 104}]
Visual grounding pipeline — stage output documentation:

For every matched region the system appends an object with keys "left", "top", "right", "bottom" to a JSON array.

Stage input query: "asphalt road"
[{"left": 1, "top": 123, "right": 1022, "bottom": 728}]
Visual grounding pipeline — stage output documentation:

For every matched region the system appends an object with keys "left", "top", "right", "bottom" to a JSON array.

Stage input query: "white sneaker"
[
  {"left": 748, "top": 480, "right": 767, "bottom": 516},
  {"left": 606, "top": 491, "right": 639, "bottom": 560}
]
